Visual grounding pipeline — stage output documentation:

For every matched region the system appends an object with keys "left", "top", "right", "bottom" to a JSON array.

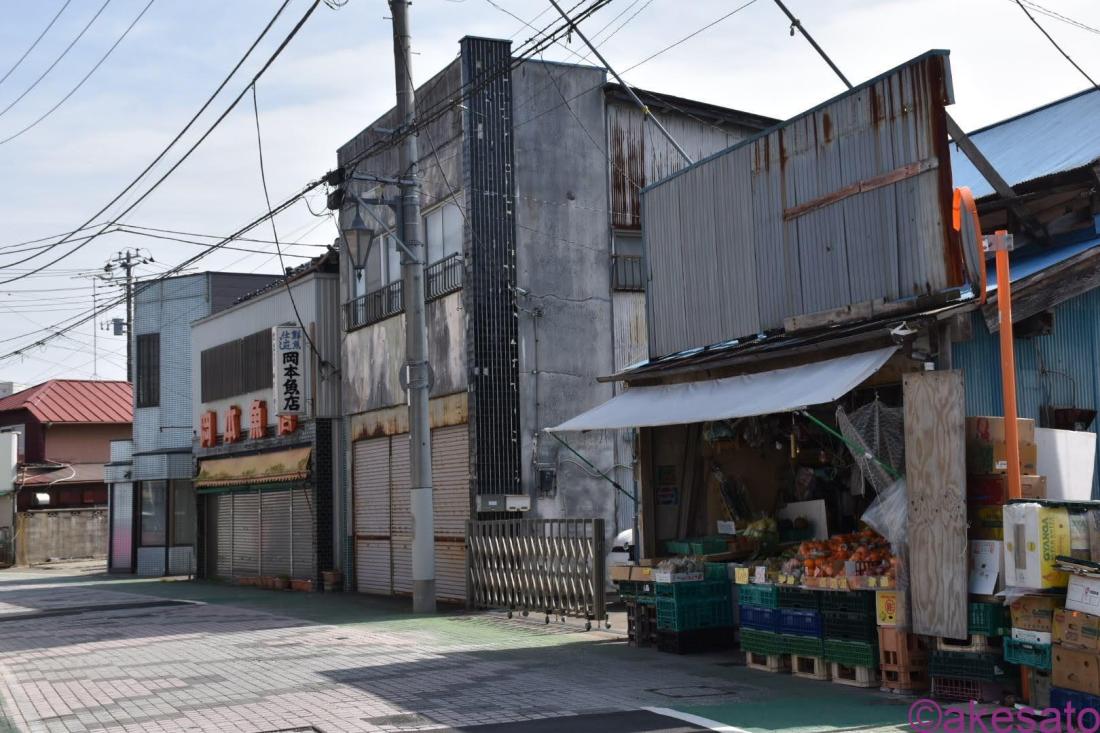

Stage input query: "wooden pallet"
[
  {"left": 746, "top": 652, "right": 790, "bottom": 673},
  {"left": 791, "top": 654, "right": 830, "bottom": 681},
  {"left": 830, "top": 662, "right": 880, "bottom": 688}
]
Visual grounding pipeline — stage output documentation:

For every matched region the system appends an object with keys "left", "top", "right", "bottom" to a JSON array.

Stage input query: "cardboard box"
[
  {"left": 969, "top": 441, "right": 1039, "bottom": 475},
  {"left": 968, "top": 416, "right": 1037, "bottom": 445},
  {"left": 970, "top": 505, "right": 1004, "bottom": 540},
  {"left": 1003, "top": 503, "right": 1071, "bottom": 589},
  {"left": 1066, "top": 574, "right": 1100, "bottom": 616},
  {"left": 967, "top": 474, "right": 1048, "bottom": 505},
  {"left": 1088, "top": 510, "right": 1100, "bottom": 563},
  {"left": 1053, "top": 646, "right": 1100, "bottom": 696},
  {"left": 1013, "top": 627, "right": 1053, "bottom": 645},
  {"left": 876, "top": 590, "right": 909, "bottom": 628},
  {"left": 1055, "top": 608, "right": 1100, "bottom": 651},
  {"left": 610, "top": 565, "right": 653, "bottom": 582},
  {"left": 1011, "top": 594, "right": 1062, "bottom": 632},
  {"left": 1072, "top": 513, "right": 1093, "bottom": 560}
]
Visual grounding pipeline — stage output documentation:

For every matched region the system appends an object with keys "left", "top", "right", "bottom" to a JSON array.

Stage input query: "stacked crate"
[
  {"left": 655, "top": 574, "right": 734, "bottom": 655},
  {"left": 622, "top": 579, "right": 658, "bottom": 648},
  {"left": 929, "top": 602, "right": 1016, "bottom": 703},
  {"left": 876, "top": 589, "right": 929, "bottom": 693},
  {"left": 778, "top": 587, "right": 827, "bottom": 680},
  {"left": 738, "top": 584, "right": 788, "bottom": 672},
  {"left": 822, "top": 591, "right": 880, "bottom": 687}
]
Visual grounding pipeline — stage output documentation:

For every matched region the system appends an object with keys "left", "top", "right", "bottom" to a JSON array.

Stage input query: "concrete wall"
[
  {"left": 16, "top": 508, "right": 107, "bottom": 564},
  {"left": 44, "top": 424, "right": 131, "bottom": 464}
]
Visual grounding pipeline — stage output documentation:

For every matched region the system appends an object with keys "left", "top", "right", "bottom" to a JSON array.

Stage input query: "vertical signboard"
[{"left": 273, "top": 325, "right": 307, "bottom": 416}]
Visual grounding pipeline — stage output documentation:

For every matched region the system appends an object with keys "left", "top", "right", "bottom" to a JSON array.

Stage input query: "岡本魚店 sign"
[{"left": 273, "top": 324, "right": 307, "bottom": 416}]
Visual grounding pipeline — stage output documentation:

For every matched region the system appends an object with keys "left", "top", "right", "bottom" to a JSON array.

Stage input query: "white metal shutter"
[
  {"left": 431, "top": 425, "right": 470, "bottom": 601},
  {"left": 436, "top": 542, "right": 467, "bottom": 602},
  {"left": 391, "top": 534, "right": 413, "bottom": 595},
  {"left": 390, "top": 435, "right": 412, "bottom": 595},
  {"left": 353, "top": 437, "right": 391, "bottom": 594},
  {"left": 260, "top": 490, "right": 291, "bottom": 578},
  {"left": 291, "top": 487, "right": 315, "bottom": 580},
  {"left": 232, "top": 492, "right": 260, "bottom": 577},
  {"left": 110, "top": 482, "right": 133, "bottom": 571},
  {"left": 214, "top": 494, "right": 233, "bottom": 578}
]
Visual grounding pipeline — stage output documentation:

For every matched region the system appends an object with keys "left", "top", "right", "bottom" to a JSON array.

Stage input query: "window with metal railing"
[
  {"left": 343, "top": 254, "right": 466, "bottom": 331},
  {"left": 611, "top": 254, "right": 645, "bottom": 291}
]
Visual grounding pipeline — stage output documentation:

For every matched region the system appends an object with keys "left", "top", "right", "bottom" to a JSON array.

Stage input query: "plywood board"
[{"left": 904, "top": 370, "right": 968, "bottom": 638}]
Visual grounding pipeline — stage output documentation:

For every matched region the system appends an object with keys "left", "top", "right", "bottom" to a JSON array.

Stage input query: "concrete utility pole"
[
  {"left": 389, "top": 0, "right": 435, "bottom": 613},
  {"left": 104, "top": 249, "right": 152, "bottom": 384}
]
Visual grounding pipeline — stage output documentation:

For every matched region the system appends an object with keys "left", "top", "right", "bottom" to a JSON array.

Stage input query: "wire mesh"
[{"left": 836, "top": 399, "right": 904, "bottom": 495}]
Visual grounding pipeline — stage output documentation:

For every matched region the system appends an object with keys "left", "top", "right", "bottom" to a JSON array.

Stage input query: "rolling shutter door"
[
  {"left": 260, "top": 490, "right": 291, "bottom": 578},
  {"left": 232, "top": 492, "right": 260, "bottom": 577},
  {"left": 353, "top": 437, "right": 392, "bottom": 594},
  {"left": 390, "top": 435, "right": 412, "bottom": 595},
  {"left": 110, "top": 482, "right": 133, "bottom": 571},
  {"left": 431, "top": 425, "right": 470, "bottom": 602},
  {"left": 291, "top": 487, "right": 315, "bottom": 580},
  {"left": 214, "top": 494, "right": 233, "bottom": 577}
]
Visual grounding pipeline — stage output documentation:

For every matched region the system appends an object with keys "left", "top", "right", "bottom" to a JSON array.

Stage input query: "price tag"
[
  {"left": 754, "top": 566, "right": 766, "bottom": 584},
  {"left": 867, "top": 576, "right": 878, "bottom": 588},
  {"left": 735, "top": 567, "right": 749, "bottom": 585}
]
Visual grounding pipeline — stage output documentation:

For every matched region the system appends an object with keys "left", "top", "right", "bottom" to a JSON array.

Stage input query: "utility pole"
[
  {"left": 104, "top": 249, "right": 152, "bottom": 383},
  {"left": 389, "top": 0, "right": 435, "bottom": 613}
]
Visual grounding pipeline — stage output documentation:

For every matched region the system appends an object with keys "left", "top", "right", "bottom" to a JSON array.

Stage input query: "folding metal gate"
[{"left": 466, "top": 518, "right": 605, "bottom": 628}]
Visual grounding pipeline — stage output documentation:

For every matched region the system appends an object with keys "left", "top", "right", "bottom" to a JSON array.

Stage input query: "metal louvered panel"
[
  {"left": 261, "top": 490, "right": 291, "bottom": 578},
  {"left": 436, "top": 541, "right": 466, "bottom": 602},
  {"left": 110, "top": 482, "right": 133, "bottom": 571},
  {"left": 431, "top": 425, "right": 470, "bottom": 538},
  {"left": 291, "top": 487, "right": 315, "bottom": 580},
  {"left": 232, "top": 492, "right": 260, "bottom": 576},
  {"left": 392, "top": 533, "right": 412, "bottom": 595},
  {"left": 353, "top": 438, "right": 390, "bottom": 536},
  {"left": 214, "top": 494, "right": 232, "bottom": 577},
  {"left": 168, "top": 547, "right": 193, "bottom": 575},
  {"left": 356, "top": 539, "right": 391, "bottom": 594},
  {"left": 389, "top": 435, "right": 411, "bottom": 535}
]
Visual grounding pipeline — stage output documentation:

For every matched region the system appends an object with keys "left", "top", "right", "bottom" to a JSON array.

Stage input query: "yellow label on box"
[{"left": 734, "top": 567, "right": 750, "bottom": 585}]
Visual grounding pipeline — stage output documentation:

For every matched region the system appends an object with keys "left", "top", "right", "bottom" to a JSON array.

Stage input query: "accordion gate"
[{"left": 466, "top": 518, "right": 606, "bottom": 626}]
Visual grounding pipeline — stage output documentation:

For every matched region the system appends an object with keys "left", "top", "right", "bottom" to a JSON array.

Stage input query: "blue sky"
[{"left": 0, "top": 0, "right": 1097, "bottom": 383}]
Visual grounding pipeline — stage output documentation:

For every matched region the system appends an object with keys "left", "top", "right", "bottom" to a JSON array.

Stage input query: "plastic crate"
[
  {"left": 781, "top": 633, "right": 824, "bottom": 657},
  {"left": 778, "top": 586, "right": 821, "bottom": 611},
  {"left": 691, "top": 537, "right": 728, "bottom": 555},
  {"left": 737, "top": 584, "right": 779, "bottom": 609},
  {"left": 656, "top": 626, "right": 734, "bottom": 654},
  {"left": 1003, "top": 638, "right": 1052, "bottom": 671},
  {"left": 823, "top": 639, "right": 878, "bottom": 668},
  {"left": 878, "top": 627, "right": 929, "bottom": 669},
  {"left": 819, "top": 591, "right": 876, "bottom": 617},
  {"left": 968, "top": 602, "right": 1010, "bottom": 637},
  {"left": 655, "top": 580, "right": 730, "bottom": 601},
  {"left": 617, "top": 580, "right": 655, "bottom": 600},
  {"left": 656, "top": 597, "right": 733, "bottom": 632},
  {"left": 823, "top": 610, "right": 879, "bottom": 642},
  {"left": 779, "top": 609, "right": 823, "bottom": 637},
  {"left": 1050, "top": 687, "right": 1100, "bottom": 715},
  {"left": 929, "top": 651, "right": 1015, "bottom": 681},
  {"left": 932, "top": 676, "right": 1008, "bottom": 704},
  {"left": 664, "top": 540, "right": 692, "bottom": 555},
  {"left": 741, "top": 628, "right": 785, "bottom": 656},
  {"left": 740, "top": 605, "right": 781, "bottom": 633},
  {"left": 705, "top": 563, "right": 729, "bottom": 581}
]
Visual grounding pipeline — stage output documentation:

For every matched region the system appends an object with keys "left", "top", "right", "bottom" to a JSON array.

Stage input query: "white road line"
[{"left": 643, "top": 706, "right": 753, "bottom": 733}]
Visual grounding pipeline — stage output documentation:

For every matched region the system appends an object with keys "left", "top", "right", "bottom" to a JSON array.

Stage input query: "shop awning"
[
  {"left": 195, "top": 446, "right": 311, "bottom": 488},
  {"left": 547, "top": 346, "right": 897, "bottom": 432}
]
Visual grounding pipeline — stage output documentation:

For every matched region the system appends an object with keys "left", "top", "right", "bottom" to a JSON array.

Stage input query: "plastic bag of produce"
[{"left": 861, "top": 478, "right": 907, "bottom": 557}]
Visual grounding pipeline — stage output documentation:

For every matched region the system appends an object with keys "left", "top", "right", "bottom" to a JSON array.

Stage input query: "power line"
[
  {"left": 1013, "top": 0, "right": 1100, "bottom": 36},
  {"left": 0, "top": 0, "right": 314, "bottom": 284},
  {"left": 0, "top": 0, "right": 112, "bottom": 119},
  {"left": 1014, "top": 0, "right": 1099, "bottom": 89},
  {"left": 0, "top": 0, "right": 156, "bottom": 145},
  {"left": 0, "top": 0, "right": 73, "bottom": 88}
]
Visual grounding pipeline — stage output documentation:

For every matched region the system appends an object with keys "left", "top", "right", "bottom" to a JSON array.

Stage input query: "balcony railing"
[
  {"left": 611, "top": 254, "right": 645, "bottom": 292},
  {"left": 344, "top": 254, "right": 464, "bottom": 331}
]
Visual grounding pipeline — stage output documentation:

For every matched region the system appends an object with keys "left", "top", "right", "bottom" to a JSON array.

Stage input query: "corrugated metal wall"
[
  {"left": 612, "top": 292, "right": 648, "bottom": 536},
  {"left": 641, "top": 52, "right": 959, "bottom": 358},
  {"left": 954, "top": 292, "right": 1100, "bottom": 497}
]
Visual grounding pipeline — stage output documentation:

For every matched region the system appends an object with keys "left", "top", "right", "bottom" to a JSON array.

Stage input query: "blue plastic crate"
[
  {"left": 739, "top": 605, "right": 780, "bottom": 633},
  {"left": 779, "top": 608, "right": 823, "bottom": 637},
  {"left": 1051, "top": 687, "right": 1100, "bottom": 715}
]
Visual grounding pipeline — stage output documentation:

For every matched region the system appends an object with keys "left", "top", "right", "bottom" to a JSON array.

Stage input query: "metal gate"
[{"left": 466, "top": 518, "right": 605, "bottom": 628}]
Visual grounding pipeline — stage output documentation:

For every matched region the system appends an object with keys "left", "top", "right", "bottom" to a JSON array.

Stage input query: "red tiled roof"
[{"left": 0, "top": 380, "right": 132, "bottom": 424}]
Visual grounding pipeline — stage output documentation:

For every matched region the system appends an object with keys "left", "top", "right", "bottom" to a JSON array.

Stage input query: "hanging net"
[{"left": 837, "top": 399, "right": 905, "bottom": 495}]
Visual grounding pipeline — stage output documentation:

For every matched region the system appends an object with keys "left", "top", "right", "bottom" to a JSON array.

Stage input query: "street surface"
[{"left": 0, "top": 563, "right": 912, "bottom": 733}]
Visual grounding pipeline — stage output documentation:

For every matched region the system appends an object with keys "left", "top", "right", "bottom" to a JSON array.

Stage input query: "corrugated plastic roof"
[
  {"left": 951, "top": 87, "right": 1100, "bottom": 198},
  {"left": 986, "top": 233, "right": 1100, "bottom": 292},
  {"left": 0, "top": 380, "right": 132, "bottom": 424}
]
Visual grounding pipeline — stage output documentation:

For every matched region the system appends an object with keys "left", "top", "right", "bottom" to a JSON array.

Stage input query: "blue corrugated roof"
[
  {"left": 951, "top": 87, "right": 1100, "bottom": 198},
  {"left": 986, "top": 232, "right": 1100, "bottom": 292}
]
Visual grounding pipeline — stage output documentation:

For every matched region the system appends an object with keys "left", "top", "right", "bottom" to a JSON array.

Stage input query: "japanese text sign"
[{"left": 273, "top": 325, "right": 307, "bottom": 416}]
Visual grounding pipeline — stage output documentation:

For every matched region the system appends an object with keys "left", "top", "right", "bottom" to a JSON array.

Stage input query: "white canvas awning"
[{"left": 547, "top": 346, "right": 897, "bottom": 432}]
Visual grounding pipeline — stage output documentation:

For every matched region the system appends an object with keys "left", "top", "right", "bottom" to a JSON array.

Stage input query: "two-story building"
[
  {"left": 190, "top": 251, "right": 342, "bottom": 589},
  {"left": 334, "top": 36, "right": 775, "bottom": 601},
  {"left": 108, "top": 271, "right": 277, "bottom": 576}
]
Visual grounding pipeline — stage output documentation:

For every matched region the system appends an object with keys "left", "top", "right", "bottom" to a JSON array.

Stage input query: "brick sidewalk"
[{"left": 0, "top": 566, "right": 911, "bottom": 733}]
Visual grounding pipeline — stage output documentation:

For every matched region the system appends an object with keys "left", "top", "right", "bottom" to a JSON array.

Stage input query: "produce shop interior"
[{"left": 612, "top": 347, "right": 1100, "bottom": 710}]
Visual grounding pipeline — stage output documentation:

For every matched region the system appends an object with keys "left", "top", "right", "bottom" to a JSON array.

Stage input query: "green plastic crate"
[
  {"left": 737, "top": 584, "right": 778, "bottom": 609},
  {"left": 618, "top": 580, "right": 655, "bottom": 602},
  {"left": 929, "top": 651, "right": 1015, "bottom": 681},
  {"left": 740, "top": 628, "right": 785, "bottom": 655},
  {"left": 823, "top": 639, "right": 878, "bottom": 667},
  {"left": 656, "top": 597, "right": 733, "bottom": 631},
  {"left": 819, "top": 591, "right": 876, "bottom": 617},
  {"left": 656, "top": 580, "right": 730, "bottom": 601},
  {"left": 969, "top": 602, "right": 1010, "bottom": 637},
  {"left": 665, "top": 540, "right": 692, "bottom": 555},
  {"left": 1003, "top": 638, "right": 1052, "bottom": 671},
  {"left": 691, "top": 537, "right": 728, "bottom": 555},
  {"left": 822, "top": 610, "right": 879, "bottom": 642},
  {"left": 705, "top": 563, "right": 729, "bottom": 581},
  {"left": 777, "top": 587, "right": 821, "bottom": 611},
  {"left": 781, "top": 634, "right": 825, "bottom": 657}
]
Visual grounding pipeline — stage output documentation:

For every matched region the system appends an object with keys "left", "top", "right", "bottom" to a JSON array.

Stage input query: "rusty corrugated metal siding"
[{"left": 641, "top": 51, "right": 961, "bottom": 358}]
